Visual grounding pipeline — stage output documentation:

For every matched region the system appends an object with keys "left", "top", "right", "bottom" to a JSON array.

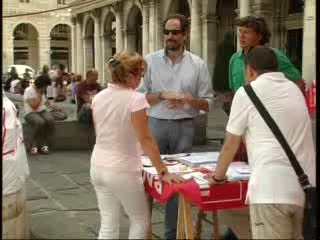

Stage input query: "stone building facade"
[
  {"left": 68, "top": 0, "right": 315, "bottom": 88},
  {"left": 3, "top": 0, "right": 316, "bottom": 89},
  {"left": 3, "top": 0, "right": 72, "bottom": 73}
]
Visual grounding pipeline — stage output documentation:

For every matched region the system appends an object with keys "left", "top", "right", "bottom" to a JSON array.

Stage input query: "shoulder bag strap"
[{"left": 243, "top": 84, "right": 311, "bottom": 190}]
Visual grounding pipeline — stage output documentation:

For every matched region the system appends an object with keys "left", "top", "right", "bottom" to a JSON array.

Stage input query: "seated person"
[
  {"left": 23, "top": 76, "right": 59, "bottom": 154},
  {"left": 77, "top": 69, "right": 101, "bottom": 125},
  {"left": 54, "top": 64, "right": 69, "bottom": 102}
]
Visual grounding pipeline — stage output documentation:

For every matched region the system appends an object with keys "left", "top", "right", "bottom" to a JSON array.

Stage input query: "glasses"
[{"left": 163, "top": 29, "right": 184, "bottom": 35}]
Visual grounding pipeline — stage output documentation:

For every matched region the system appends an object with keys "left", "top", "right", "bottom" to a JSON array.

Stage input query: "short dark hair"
[
  {"left": 163, "top": 14, "right": 190, "bottom": 32},
  {"left": 34, "top": 75, "right": 51, "bottom": 89},
  {"left": 86, "top": 69, "right": 98, "bottom": 78},
  {"left": 245, "top": 47, "right": 278, "bottom": 75},
  {"left": 58, "top": 64, "right": 66, "bottom": 71},
  {"left": 235, "top": 16, "right": 271, "bottom": 45}
]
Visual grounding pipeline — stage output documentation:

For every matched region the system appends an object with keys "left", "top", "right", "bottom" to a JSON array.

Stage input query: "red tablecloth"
[{"left": 143, "top": 170, "right": 248, "bottom": 211}]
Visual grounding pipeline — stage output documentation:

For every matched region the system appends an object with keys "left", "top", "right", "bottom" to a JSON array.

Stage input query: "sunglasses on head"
[{"left": 163, "top": 29, "right": 184, "bottom": 35}]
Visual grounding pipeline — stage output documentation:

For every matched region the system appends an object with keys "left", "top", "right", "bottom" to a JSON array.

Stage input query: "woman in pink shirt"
[{"left": 90, "top": 50, "right": 184, "bottom": 239}]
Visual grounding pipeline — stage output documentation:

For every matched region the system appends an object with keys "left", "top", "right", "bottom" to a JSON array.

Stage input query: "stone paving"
[
  {"left": 25, "top": 106, "right": 316, "bottom": 239},
  {"left": 26, "top": 107, "right": 228, "bottom": 239}
]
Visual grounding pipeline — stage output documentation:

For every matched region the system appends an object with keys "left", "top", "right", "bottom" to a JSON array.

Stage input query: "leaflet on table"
[
  {"left": 226, "top": 162, "right": 250, "bottom": 181},
  {"left": 143, "top": 163, "right": 194, "bottom": 175},
  {"left": 141, "top": 153, "right": 190, "bottom": 166},
  {"left": 181, "top": 171, "right": 210, "bottom": 189},
  {"left": 199, "top": 161, "right": 250, "bottom": 181},
  {"left": 178, "top": 152, "right": 220, "bottom": 167}
]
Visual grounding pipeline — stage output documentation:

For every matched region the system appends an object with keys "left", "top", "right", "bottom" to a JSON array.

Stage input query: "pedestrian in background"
[{"left": 77, "top": 69, "right": 101, "bottom": 125}]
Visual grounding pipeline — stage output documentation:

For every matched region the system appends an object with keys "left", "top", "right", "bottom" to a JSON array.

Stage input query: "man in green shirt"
[{"left": 229, "top": 16, "right": 305, "bottom": 93}]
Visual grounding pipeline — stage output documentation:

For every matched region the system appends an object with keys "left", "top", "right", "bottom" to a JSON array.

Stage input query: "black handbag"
[{"left": 244, "top": 84, "right": 317, "bottom": 240}]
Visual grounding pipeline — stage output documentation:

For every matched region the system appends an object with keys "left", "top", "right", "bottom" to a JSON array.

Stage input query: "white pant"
[
  {"left": 250, "top": 204, "right": 304, "bottom": 239},
  {"left": 90, "top": 166, "right": 150, "bottom": 239}
]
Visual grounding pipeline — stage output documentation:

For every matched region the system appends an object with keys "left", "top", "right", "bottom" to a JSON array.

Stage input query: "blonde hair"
[{"left": 107, "top": 50, "right": 146, "bottom": 84}]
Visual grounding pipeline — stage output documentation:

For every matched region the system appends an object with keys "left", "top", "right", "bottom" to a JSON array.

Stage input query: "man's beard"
[{"left": 165, "top": 41, "right": 182, "bottom": 51}]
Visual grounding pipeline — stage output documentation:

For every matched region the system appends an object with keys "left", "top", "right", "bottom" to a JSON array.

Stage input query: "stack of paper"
[
  {"left": 143, "top": 163, "right": 194, "bottom": 175},
  {"left": 226, "top": 162, "right": 250, "bottom": 181},
  {"left": 179, "top": 152, "right": 220, "bottom": 167},
  {"left": 181, "top": 171, "right": 210, "bottom": 189}
]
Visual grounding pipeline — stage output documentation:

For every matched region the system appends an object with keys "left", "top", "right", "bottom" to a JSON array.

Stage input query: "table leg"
[
  {"left": 194, "top": 210, "right": 205, "bottom": 239},
  {"left": 212, "top": 211, "right": 220, "bottom": 240},
  {"left": 177, "top": 195, "right": 194, "bottom": 239},
  {"left": 183, "top": 197, "right": 194, "bottom": 240},
  {"left": 177, "top": 196, "right": 186, "bottom": 239}
]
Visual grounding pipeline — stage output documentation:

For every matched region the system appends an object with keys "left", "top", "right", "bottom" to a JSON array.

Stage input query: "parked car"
[{"left": 7, "top": 65, "right": 35, "bottom": 79}]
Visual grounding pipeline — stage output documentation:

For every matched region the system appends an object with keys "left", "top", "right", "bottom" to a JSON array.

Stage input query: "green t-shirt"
[{"left": 228, "top": 48, "right": 301, "bottom": 92}]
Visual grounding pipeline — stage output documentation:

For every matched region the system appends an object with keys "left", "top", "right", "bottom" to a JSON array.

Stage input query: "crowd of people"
[
  {"left": 3, "top": 62, "right": 104, "bottom": 154},
  {"left": 2, "top": 13, "right": 315, "bottom": 240}
]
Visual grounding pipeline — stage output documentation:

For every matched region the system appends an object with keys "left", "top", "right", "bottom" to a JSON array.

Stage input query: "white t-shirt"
[
  {"left": 10, "top": 79, "right": 21, "bottom": 93},
  {"left": 227, "top": 72, "right": 315, "bottom": 207},
  {"left": 3, "top": 93, "right": 30, "bottom": 195},
  {"left": 90, "top": 83, "right": 149, "bottom": 173},
  {"left": 23, "top": 85, "right": 47, "bottom": 116}
]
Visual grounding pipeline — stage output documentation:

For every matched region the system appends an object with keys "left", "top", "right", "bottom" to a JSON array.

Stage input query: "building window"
[
  {"left": 57, "top": 0, "right": 66, "bottom": 4},
  {"left": 286, "top": 29, "right": 303, "bottom": 72},
  {"left": 288, "top": 0, "right": 304, "bottom": 14},
  {"left": 14, "top": 24, "right": 29, "bottom": 40}
]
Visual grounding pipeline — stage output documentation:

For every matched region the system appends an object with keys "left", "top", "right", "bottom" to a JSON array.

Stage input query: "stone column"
[
  {"left": 149, "top": 0, "right": 156, "bottom": 52},
  {"left": 71, "top": 17, "right": 77, "bottom": 72},
  {"left": 91, "top": 9, "right": 102, "bottom": 83},
  {"left": 102, "top": 33, "right": 113, "bottom": 84},
  {"left": 3, "top": 34, "right": 14, "bottom": 72},
  {"left": 76, "top": 15, "right": 84, "bottom": 75},
  {"left": 251, "top": 0, "right": 274, "bottom": 46},
  {"left": 142, "top": 0, "right": 150, "bottom": 55},
  {"left": 271, "top": 1, "right": 287, "bottom": 49},
  {"left": 236, "top": 0, "right": 250, "bottom": 50},
  {"left": 202, "top": 14, "right": 218, "bottom": 79},
  {"left": 302, "top": 0, "right": 316, "bottom": 88},
  {"left": 113, "top": 2, "right": 124, "bottom": 51},
  {"left": 155, "top": 0, "right": 162, "bottom": 50},
  {"left": 190, "top": 0, "right": 202, "bottom": 57},
  {"left": 126, "top": 29, "right": 136, "bottom": 52},
  {"left": 38, "top": 37, "right": 51, "bottom": 70},
  {"left": 82, "top": 36, "right": 87, "bottom": 76}
]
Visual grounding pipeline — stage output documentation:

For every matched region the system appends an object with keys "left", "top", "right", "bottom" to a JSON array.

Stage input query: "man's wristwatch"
[{"left": 212, "top": 175, "right": 226, "bottom": 183}]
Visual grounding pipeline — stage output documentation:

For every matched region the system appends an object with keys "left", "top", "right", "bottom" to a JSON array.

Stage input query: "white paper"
[
  {"left": 181, "top": 171, "right": 210, "bottom": 188},
  {"left": 143, "top": 163, "right": 194, "bottom": 175},
  {"left": 179, "top": 152, "right": 220, "bottom": 167},
  {"left": 226, "top": 162, "right": 250, "bottom": 181}
]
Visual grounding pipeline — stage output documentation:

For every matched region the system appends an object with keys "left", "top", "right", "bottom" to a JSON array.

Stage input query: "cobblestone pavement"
[{"left": 26, "top": 107, "right": 316, "bottom": 239}]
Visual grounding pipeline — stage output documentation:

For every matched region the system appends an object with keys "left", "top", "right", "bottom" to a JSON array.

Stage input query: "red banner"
[{"left": 143, "top": 170, "right": 248, "bottom": 211}]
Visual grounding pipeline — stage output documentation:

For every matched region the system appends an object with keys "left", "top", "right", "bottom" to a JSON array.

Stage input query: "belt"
[{"left": 157, "top": 118, "right": 193, "bottom": 122}]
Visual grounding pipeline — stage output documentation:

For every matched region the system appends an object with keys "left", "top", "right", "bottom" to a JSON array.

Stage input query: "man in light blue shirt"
[{"left": 140, "top": 14, "right": 213, "bottom": 240}]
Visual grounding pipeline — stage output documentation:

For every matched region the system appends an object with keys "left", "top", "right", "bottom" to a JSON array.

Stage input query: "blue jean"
[{"left": 148, "top": 117, "right": 194, "bottom": 240}]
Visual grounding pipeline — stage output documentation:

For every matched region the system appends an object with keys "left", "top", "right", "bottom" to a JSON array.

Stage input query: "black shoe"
[{"left": 221, "top": 228, "right": 239, "bottom": 240}]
